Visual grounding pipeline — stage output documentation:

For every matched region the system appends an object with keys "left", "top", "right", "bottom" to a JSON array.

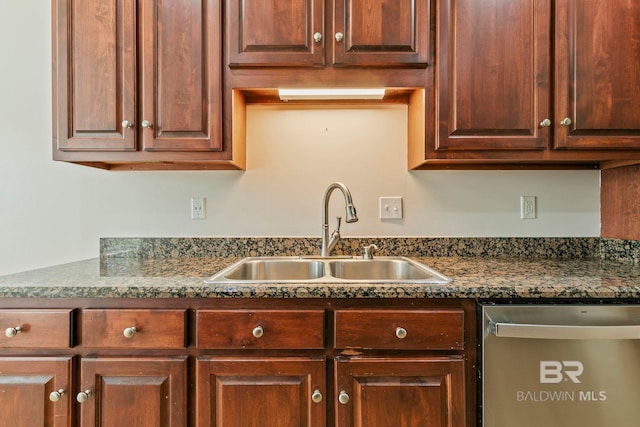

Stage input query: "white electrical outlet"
[
  {"left": 191, "top": 197, "right": 206, "bottom": 219},
  {"left": 520, "top": 195, "right": 536, "bottom": 219},
  {"left": 380, "top": 197, "right": 403, "bottom": 219}
]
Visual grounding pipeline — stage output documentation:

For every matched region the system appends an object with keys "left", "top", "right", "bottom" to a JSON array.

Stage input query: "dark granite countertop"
[{"left": 2, "top": 255, "right": 640, "bottom": 299}]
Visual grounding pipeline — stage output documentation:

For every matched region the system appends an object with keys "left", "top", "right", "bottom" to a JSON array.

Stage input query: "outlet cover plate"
[
  {"left": 520, "top": 195, "right": 536, "bottom": 219},
  {"left": 191, "top": 197, "right": 206, "bottom": 220}
]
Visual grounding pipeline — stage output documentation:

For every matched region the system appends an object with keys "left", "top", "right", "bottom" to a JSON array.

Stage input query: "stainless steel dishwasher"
[{"left": 481, "top": 304, "right": 640, "bottom": 427}]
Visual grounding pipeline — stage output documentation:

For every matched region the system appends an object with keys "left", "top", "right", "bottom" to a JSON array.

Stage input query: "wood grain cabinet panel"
[
  {"left": 335, "top": 309, "right": 464, "bottom": 350},
  {"left": 554, "top": 0, "right": 640, "bottom": 149},
  {"left": 81, "top": 309, "right": 186, "bottom": 349},
  {"left": 196, "top": 357, "right": 326, "bottom": 427},
  {"left": 0, "top": 357, "right": 72, "bottom": 427},
  {"left": 227, "top": 0, "right": 325, "bottom": 67},
  {"left": 54, "top": 0, "right": 137, "bottom": 152},
  {"left": 333, "top": 0, "right": 430, "bottom": 67},
  {"left": 78, "top": 357, "right": 187, "bottom": 427},
  {"left": 335, "top": 357, "right": 466, "bottom": 427},
  {"left": 0, "top": 310, "right": 72, "bottom": 348},
  {"left": 435, "top": 0, "right": 550, "bottom": 151}
]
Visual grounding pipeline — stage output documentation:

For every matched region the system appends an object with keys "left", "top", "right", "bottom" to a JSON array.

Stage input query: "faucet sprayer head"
[{"left": 345, "top": 205, "right": 358, "bottom": 223}]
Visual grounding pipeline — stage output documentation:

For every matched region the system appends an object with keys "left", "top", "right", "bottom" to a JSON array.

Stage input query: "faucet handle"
[
  {"left": 334, "top": 216, "right": 342, "bottom": 232},
  {"left": 362, "top": 244, "right": 378, "bottom": 259}
]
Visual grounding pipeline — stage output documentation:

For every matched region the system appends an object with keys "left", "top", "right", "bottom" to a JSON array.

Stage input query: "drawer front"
[
  {"left": 0, "top": 309, "right": 72, "bottom": 348},
  {"left": 81, "top": 309, "right": 186, "bottom": 349},
  {"left": 196, "top": 310, "right": 325, "bottom": 349},
  {"left": 335, "top": 309, "right": 464, "bottom": 350}
]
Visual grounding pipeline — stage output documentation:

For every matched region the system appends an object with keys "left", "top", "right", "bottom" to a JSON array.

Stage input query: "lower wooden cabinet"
[
  {"left": 0, "top": 299, "right": 476, "bottom": 427},
  {"left": 196, "top": 357, "right": 326, "bottom": 426},
  {"left": 0, "top": 357, "right": 72, "bottom": 427},
  {"left": 77, "top": 357, "right": 187, "bottom": 427},
  {"left": 335, "top": 357, "right": 466, "bottom": 426}
]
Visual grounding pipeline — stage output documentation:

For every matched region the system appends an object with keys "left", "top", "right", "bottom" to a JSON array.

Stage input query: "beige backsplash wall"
[{"left": 0, "top": 2, "right": 599, "bottom": 275}]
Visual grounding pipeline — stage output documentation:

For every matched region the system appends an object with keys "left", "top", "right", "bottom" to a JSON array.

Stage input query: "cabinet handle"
[
  {"left": 252, "top": 326, "right": 264, "bottom": 338},
  {"left": 123, "top": 326, "right": 137, "bottom": 338},
  {"left": 335, "top": 32, "right": 344, "bottom": 42},
  {"left": 560, "top": 117, "right": 572, "bottom": 126},
  {"left": 395, "top": 327, "right": 408, "bottom": 339},
  {"left": 141, "top": 120, "right": 153, "bottom": 129},
  {"left": 4, "top": 326, "right": 22, "bottom": 338},
  {"left": 76, "top": 390, "right": 92, "bottom": 403},
  {"left": 311, "top": 389, "right": 323, "bottom": 403},
  {"left": 313, "top": 32, "right": 322, "bottom": 43},
  {"left": 49, "top": 389, "right": 66, "bottom": 402},
  {"left": 338, "top": 390, "right": 350, "bottom": 404},
  {"left": 539, "top": 118, "right": 551, "bottom": 128},
  {"left": 121, "top": 120, "right": 133, "bottom": 129}
]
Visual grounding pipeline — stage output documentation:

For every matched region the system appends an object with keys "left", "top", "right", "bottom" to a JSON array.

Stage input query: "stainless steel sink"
[
  {"left": 328, "top": 258, "right": 450, "bottom": 283},
  {"left": 204, "top": 256, "right": 451, "bottom": 284},
  {"left": 220, "top": 258, "right": 325, "bottom": 281}
]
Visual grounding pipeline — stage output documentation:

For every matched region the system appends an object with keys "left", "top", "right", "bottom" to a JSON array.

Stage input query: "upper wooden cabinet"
[
  {"left": 52, "top": 0, "right": 243, "bottom": 170},
  {"left": 226, "top": 0, "right": 430, "bottom": 67},
  {"left": 554, "top": 0, "right": 640, "bottom": 150},
  {"left": 434, "top": 0, "right": 550, "bottom": 152},
  {"left": 410, "top": 0, "right": 640, "bottom": 168}
]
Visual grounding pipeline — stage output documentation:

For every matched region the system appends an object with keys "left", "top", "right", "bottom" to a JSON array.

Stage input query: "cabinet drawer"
[
  {"left": 335, "top": 309, "right": 464, "bottom": 350},
  {"left": 0, "top": 310, "right": 72, "bottom": 348},
  {"left": 196, "top": 310, "right": 325, "bottom": 349},
  {"left": 81, "top": 309, "right": 186, "bottom": 349}
]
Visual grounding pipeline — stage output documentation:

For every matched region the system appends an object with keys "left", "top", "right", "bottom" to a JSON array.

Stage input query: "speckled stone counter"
[{"left": 2, "top": 255, "right": 640, "bottom": 299}]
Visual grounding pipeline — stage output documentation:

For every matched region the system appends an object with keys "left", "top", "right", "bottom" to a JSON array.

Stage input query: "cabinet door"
[
  {"left": 226, "top": 0, "right": 325, "bottom": 67},
  {"left": 140, "top": 0, "right": 223, "bottom": 151},
  {"left": 0, "top": 357, "right": 72, "bottom": 427},
  {"left": 435, "top": 0, "right": 551, "bottom": 151},
  {"left": 554, "top": 0, "right": 640, "bottom": 149},
  {"left": 77, "top": 357, "right": 187, "bottom": 427},
  {"left": 196, "top": 357, "right": 326, "bottom": 426},
  {"left": 335, "top": 357, "right": 465, "bottom": 427},
  {"left": 54, "top": 0, "right": 137, "bottom": 151},
  {"left": 333, "top": 0, "right": 430, "bottom": 67}
]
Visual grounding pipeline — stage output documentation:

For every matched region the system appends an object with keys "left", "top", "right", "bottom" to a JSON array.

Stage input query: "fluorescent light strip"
[{"left": 278, "top": 88, "right": 385, "bottom": 101}]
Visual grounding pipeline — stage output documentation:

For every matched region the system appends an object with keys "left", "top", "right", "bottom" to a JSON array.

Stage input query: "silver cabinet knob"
[
  {"left": 539, "top": 118, "right": 551, "bottom": 128},
  {"left": 335, "top": 32, "right": 344, "bottom": 42},
  {"left": 5, "top": 326, "right": 22, "bottom": 338},
  {"left": 311, "top": 389, "right": 323, "bottom": 403},
  {"left": 313, "top": 32, "right": 322, "bottom": 43},
  {"left": 338, "top": 390, "right": 350, "bottom": 404},
  {"left": 123, "top": 327, "right": 137, "bottom": 338},
  {"left": 395, "top": 327, "right": 408, "bottom": 339},
  {"left": 141, "top": 120, "right": 153, "bottom": 129},
  {"left": 560, "top": 117, "right": 572, "bottom": 126},
  {"left": 121, "top": 120, "right": 133, "bottom": 129},
  {"left": 76, "top": 390, "right": 92, "bottom": 403},
  {"left": 49, "top": 389, "right": 66, "bottom": 402},
  {"left": 252, "top": 326, "right": 264, "bottom": 338}
]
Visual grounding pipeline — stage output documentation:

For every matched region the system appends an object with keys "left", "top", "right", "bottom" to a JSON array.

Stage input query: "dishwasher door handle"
[{"left": 490, "top": 322, "right": 640, "bottom": 340}]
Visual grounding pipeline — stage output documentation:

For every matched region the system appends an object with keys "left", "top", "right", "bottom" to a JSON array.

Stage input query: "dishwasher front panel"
[{"left": 482, "top": 304, "right": 640, "bottom": 427}]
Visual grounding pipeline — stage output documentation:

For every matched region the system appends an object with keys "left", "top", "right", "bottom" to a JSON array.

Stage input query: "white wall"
[{"left": 0, "top": 1, "right": 600, "bottom": 275}]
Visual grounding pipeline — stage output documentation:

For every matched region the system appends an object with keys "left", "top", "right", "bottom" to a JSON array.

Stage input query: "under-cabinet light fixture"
[{"left": 278, "top": 88, "right": 385, "bottom": 101}]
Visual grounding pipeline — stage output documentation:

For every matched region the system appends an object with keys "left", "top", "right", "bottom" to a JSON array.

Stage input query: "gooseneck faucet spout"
[{"left": 321, "top": 182, "right": 358, "bottom": 257}]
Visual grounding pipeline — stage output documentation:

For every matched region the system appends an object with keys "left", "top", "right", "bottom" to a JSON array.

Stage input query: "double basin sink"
[{"left": 204, "top": 256, "right": 451, "bottom": 284}]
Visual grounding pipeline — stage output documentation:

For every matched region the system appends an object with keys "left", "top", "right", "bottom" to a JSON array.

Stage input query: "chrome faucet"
[{"left": 321, "top": 182, "right": 358, "bottom": 257}]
